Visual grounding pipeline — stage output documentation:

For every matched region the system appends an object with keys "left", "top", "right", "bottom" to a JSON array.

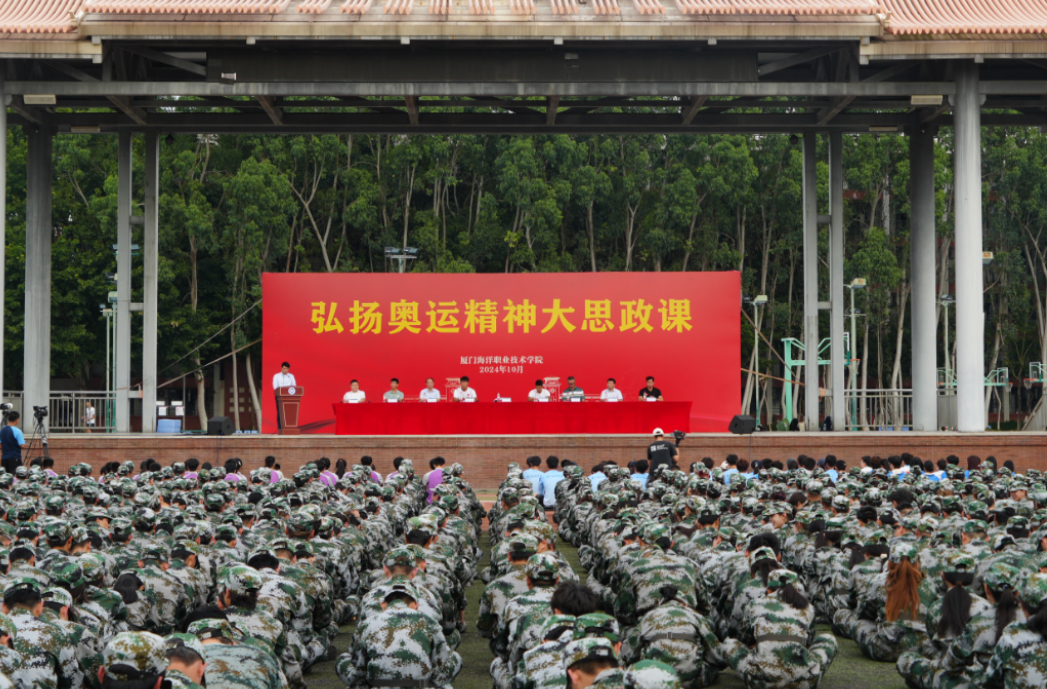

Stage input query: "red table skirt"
[{"left": 332, "top": 401, "right": 692, "bottom": 435}]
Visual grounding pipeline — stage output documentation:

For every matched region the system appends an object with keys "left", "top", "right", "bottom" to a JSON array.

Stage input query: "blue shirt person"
[
  {"left": 538, "top": 456, "right": 565, "bottom": 509},
  {"left": 521, "top": 457, "right": 544, "bottom": 495},
  {"left": 630, "top": 460, "right": 650, "bottom": 490},
  {"left": 0, "top": 412, "right": 27, "bottom": 474}
]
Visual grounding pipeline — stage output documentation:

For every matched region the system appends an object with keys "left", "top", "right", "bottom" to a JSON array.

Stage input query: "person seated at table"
[
  {"left": 419, "top": 377, "right": 442, "bottom": 402},
  {"left": 342, "top": 379, "right": 366, "bottom": 403},
  {"left": 560, "top": 376, "right": 585, "bottom": 402},
  {"left": 600, "top": 378, "right": 623, "bottom": 402},
  {"left": 453, "top": 376, "right": 477, "bottom": 402},
  {"left": 528, "top": 379, "right": 551, "bottom": 402},
  {"left": 383, "top": 378, "right": 405, "bottom": 402},
  {"left": 638, "top": 376, "right": 664, "bottom": 401}
]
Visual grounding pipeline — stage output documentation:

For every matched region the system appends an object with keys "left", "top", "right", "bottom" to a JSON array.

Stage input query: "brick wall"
[{"left": 39, "top": 432, "right": 1047, "bottom": 489}]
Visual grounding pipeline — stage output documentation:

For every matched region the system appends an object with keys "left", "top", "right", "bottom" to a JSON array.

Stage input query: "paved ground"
[{"left": 305, "top": 532, "right": 907, "bottom": 689}]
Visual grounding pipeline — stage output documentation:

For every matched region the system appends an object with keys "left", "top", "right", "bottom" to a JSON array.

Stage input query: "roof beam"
[
  {"left": 255, "top": 96, "right": 283, "bottom": 125},
  {"left": 108, "top": 96, "right": 149, "bottom": 126},
  {"left": 9, "top": 97, "right": 42, "bottom": 126},
  {"left": 546, "top": 96, "right": 560, "bottom": 126},
  {"left": 758, "top": 47, "right": 844, "bottom": 78},
  {"left": 816, "top": 60, "right": 921, "bottom": 125},
  {"left": 0, "top": 81, "right": 964, "bottom": 98},
  {"left": 119, "top": 46, "right": 207, "bottom": 78},
  {"left": 680, "top": 95, "right": 708, "bottom": 125}
]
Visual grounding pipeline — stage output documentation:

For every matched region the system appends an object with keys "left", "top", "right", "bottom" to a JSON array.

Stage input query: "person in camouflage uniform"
[
  {"left": 98, "top": 632, "right": 167, "bottom": 689},
  {"left": 162, "top": 634, "right": 206, "bottom": 689},
  {"left": 983, "top": 572, "right": 1047, "bottom": 689},
  {"left": 335, "top": 583, "right": 461, "bottom": 689},
  {"left": 2, "top": 578, "right": 82, "bottom": 689}
]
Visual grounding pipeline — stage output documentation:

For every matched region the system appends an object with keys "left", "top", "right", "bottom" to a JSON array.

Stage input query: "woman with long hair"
[
  {"left": 834, "top": 543, "right": 932, "bottom": 662},
  {"left": 896, "top": 554, "right": 1000, "bottom": 688},
  {"left": 719, "top": 568, "right": 838, "bottom": 689},
  {"left": 984, "top": 572, "right": 1047, "bottom": 688}
]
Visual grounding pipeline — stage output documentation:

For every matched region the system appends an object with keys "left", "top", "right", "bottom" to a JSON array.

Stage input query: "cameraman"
[
  {"left": 0, "top": 412, "right": 26, "bottom": 474},
  {"left": 647, "top": 427, "right": 679, "bottom": 476}
]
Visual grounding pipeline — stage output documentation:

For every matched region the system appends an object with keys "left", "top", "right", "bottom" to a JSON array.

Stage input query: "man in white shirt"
[
  {"left": 419, "top": 377, "right": 442, "bottom": 402},
  {"left": 600, "top": 378, "right": 624, "bottom": 402},
  {"left": 528, "top": 380, "right": 551, "bottom": 402},
  {"left": 272, "top": 362, "right": 296, "bottom": 390},
  {"left": 342, "top": 380, "right": 366, "bottom": 403},
  {"left": 452, "top": 376, "right": 477, "bottom": 402}
]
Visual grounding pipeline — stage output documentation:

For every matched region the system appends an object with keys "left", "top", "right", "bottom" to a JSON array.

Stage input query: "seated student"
[
  {"left": 630, "top": 460, "right": 650, "bottom": 490},
  {"left": 453, "top": 376, "right": 477, "bottom": 402},
  {"left": 600, "top": 378, "right": 623, "bottom": 402},
  {"left": 522, "top": 456, "right": 544, "bottom": 494},
  {"left": 342, "top": 380, "right": 366, "bottom": 402},
  {"left": 590, "top": 463, "right": 609, "bottom": 491},
  {"left": 383, "top": 378, "right": 405, "bottom": 402}
]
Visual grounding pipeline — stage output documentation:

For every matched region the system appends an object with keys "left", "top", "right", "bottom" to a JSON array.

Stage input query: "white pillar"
[
  {"left": 910, "top": 125, "right": 938, "bottom": 432},
  {"left": 802, "top": 133, "right": 820, "bottom": 429},
  {"left": 115, "top": 133, "right": 132, "bottom": 433},
  {"left": 953, "top": 61, "right": 985, "bottom": 432},
  {"left": 828, "top": 132, "right": 845, "bottom": 430},
  {"left": 24, "top": 129, "right": 52, "bottom": 425},
  {"left": 0, "top": 83, "right": 6, "bottom": 395},
  {"left": 142, "top": 133, "right": 159, "bottom": 434}
]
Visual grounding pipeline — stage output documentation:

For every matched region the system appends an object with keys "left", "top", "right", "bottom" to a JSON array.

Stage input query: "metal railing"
[
  {"left": 844, "top": 388, "right": 913, "bottom": 431},
  {"left": 47, "top": 392, "right": 117, "bottom": 433}
]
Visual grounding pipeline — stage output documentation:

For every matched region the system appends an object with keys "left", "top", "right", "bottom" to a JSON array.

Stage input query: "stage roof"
[{"left": 1, "top": 0, "right": 1047, "bottom": 134}]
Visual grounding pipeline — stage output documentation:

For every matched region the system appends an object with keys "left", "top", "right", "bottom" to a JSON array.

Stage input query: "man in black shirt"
[
  {"left": 646, "top": 427, "right": 678, "bottom": 475},
  {"left": 638, "top": 376, "right": 663, "bottom": 401}
]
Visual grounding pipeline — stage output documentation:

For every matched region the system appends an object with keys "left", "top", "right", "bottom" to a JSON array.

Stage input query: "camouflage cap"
[
  {"left": 140, "top": 545, "right": 169, "bottom": 564},
  {"left": 563, "top": 637, "right": 618, "bottom": 670},
  {"left": 539, "top": 615, "right": 578, "bottom": 643},
  {"left": 288, "top": 511, "right": 317, "bottom": 532},
  {"left": 641, "top": 522, "right": 670, "bottom": 545},
  {"left": 766, "top": 568, "right": 799, "bottom": 591},
  {"left": 573, "top": 613, "right": 620, "bottom": 644},
  {"left": 831, "top": 495, "right": 850, "bottom": 511},
  {"left": 78, "top": 553, "right": 106, "bottom": 583},
  {"left": 42, "top": 520, "right": 71, "bottom": 543},
  {"left": 507, "top": 533, "right": 539, "bottom": 559},
  {"left": 186, "top": 618, "right": 242, "bottom": 641},
  {"left": 383, "top": 582, "right": 420, "bottom": 604},
  {"left": 42, "top": 587, "right": 74, "bottom": 608},
  {"left": 438, "top": 495, "right": 459, "bottom": 512},
  {"left": 565, "top": 465, "right": 583, "bottom": 479},
  {"left": 2, "top": 578, "right": 41, "bottom": 599},
  {"left": 1021, "top": 572, "right": 1047, "bottom": 609},
  {"left": 50, "top": 560, "right": 87, "bottom": 590},
  {"left": 748, "top": 546, "right": 777, "bottom": 564},
  {"left": 110, "top": 518, "right": 134, "bottom": 538},
  {"left": 103, "top": 632, "right": 168, "bottom": 681},
  {"left": 525, "top": 553, "right": 561, "bottom": 583},
  {"left": 219, "top": 564, "right": 263, "bottom": 595},
  {"left": 889, "top": 542, "right": 920, "bottom": 563},
  {"left": 382, "top": 547, "right": 418, "bottom": 569},
  {"left": 962, "top": 519, "right": 989, "bottom": 534},
  {"left": 204, "top": 493, "right": 226, "bottom": 510},
  {"left": 983, "top": 562, "right": 1022, "bottom": 592},
  {"left": 214, "top": 524, "right": 239, "bottom": 542},
  {"left": 624, "top": 660, "right": 682, "bottom": 689},
  {"left": 165, "top": 633, "right": 205, "bottom": 662},
  {"left": 944, "top": 551, "right": 976, "bottom": 573}
]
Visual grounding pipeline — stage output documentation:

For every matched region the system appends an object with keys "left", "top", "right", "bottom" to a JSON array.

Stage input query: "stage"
[{"left": 39, "top": 431, "right": 1047, "bottom": 489}]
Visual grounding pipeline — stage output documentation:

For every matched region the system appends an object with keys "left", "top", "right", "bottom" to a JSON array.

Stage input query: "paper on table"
[
  {"left": 386, "top": 398, "right": 399, "bottom": 403},
  {"left": 427, "top": 398, "right": 439, "bottom": 403},
  {"left": 646, "top": 397, "right": 658, "bottom": 402}
]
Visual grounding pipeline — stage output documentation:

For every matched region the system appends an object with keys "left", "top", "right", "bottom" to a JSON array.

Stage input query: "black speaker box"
[
  {"left": 207, "top": 415, "right": 235, "bottom": 436},
  {"left": 728, "top": 414, "right": 757, "bottom": 435}
]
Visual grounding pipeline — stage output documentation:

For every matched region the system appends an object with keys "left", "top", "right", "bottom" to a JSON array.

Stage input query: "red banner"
[{"left": 261, "top": 272, "right": 739, "bottom": 434}]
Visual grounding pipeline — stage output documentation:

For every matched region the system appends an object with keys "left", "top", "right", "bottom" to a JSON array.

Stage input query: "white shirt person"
[
  {"left": 342, "top": 380, "right": 366, "bottom": 403},
  {"left": 453, "top": 377, "right": 477, "bottom": 402},
  {"left": 600, "top": 378, "right": 624, "bottom": 402},
  {"left": 419, "top": 377, "right": 442, "bottom": 402},
  {"left": 528, "top": 380, "right": 551, "bottom": 402},
  {"left": 272, "top": 362, "right": 296, "bottom": 390}
]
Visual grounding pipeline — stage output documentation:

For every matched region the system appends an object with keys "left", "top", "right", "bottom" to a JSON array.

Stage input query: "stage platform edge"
[{"left": 35, "top": 431, "right": 1047, "bottom": 490}]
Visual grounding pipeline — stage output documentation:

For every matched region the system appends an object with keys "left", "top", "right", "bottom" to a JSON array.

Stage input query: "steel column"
[
  {"left": 953, "top": 61, "right": 985, "bottom": 432},
  {"left": 802, "top": 133, "right": 820, "bottom": 429},
  {"left": 24, "top": 129, "right": 52, "bottom": 427},
  {"left": 142, "top": 133, "right": 159, "bottom": 435},
  {"left": 910, "top": 125, "right": 939, "bottom": 432},
  {"left": 829, "top": 132, "right": 845, "bottom": 430},
  {"left": 115, "top": 133, "right": 132, "bottom": 433}
]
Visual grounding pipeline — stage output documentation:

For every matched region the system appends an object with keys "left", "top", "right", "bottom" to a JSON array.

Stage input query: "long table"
[{"left": 332, "top": 401, "right": 692, "bottom": 435}]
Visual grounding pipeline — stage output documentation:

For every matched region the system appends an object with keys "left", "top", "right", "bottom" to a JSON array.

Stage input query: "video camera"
[
  {"left": 32, "top": 405, "right": 48, "bottom": 423},
  {"left": 672, "top": 430, "right": 686, "bottom": 447}
]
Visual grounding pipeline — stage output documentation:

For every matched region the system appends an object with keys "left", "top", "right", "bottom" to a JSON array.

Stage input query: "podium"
[{"left": 275, "top": 386, "right": 304, "bottom": 435}]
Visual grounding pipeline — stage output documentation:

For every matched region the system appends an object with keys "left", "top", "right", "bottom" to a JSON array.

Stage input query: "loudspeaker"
[
  {"left": 207, "top": 416, "right": 234, "bottom": 436},
  {"left": 728, "top": 415, "right": 757, "bottom": 435}
]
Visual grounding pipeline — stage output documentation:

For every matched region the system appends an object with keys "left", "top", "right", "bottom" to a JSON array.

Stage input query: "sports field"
[{"left": 306, "top": 532, "right": 905, "bottom": 689}]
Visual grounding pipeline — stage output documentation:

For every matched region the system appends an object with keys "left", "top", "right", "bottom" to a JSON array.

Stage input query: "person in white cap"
[{"left": 646, "top": 428, "right": 678, "bottom": 476}]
